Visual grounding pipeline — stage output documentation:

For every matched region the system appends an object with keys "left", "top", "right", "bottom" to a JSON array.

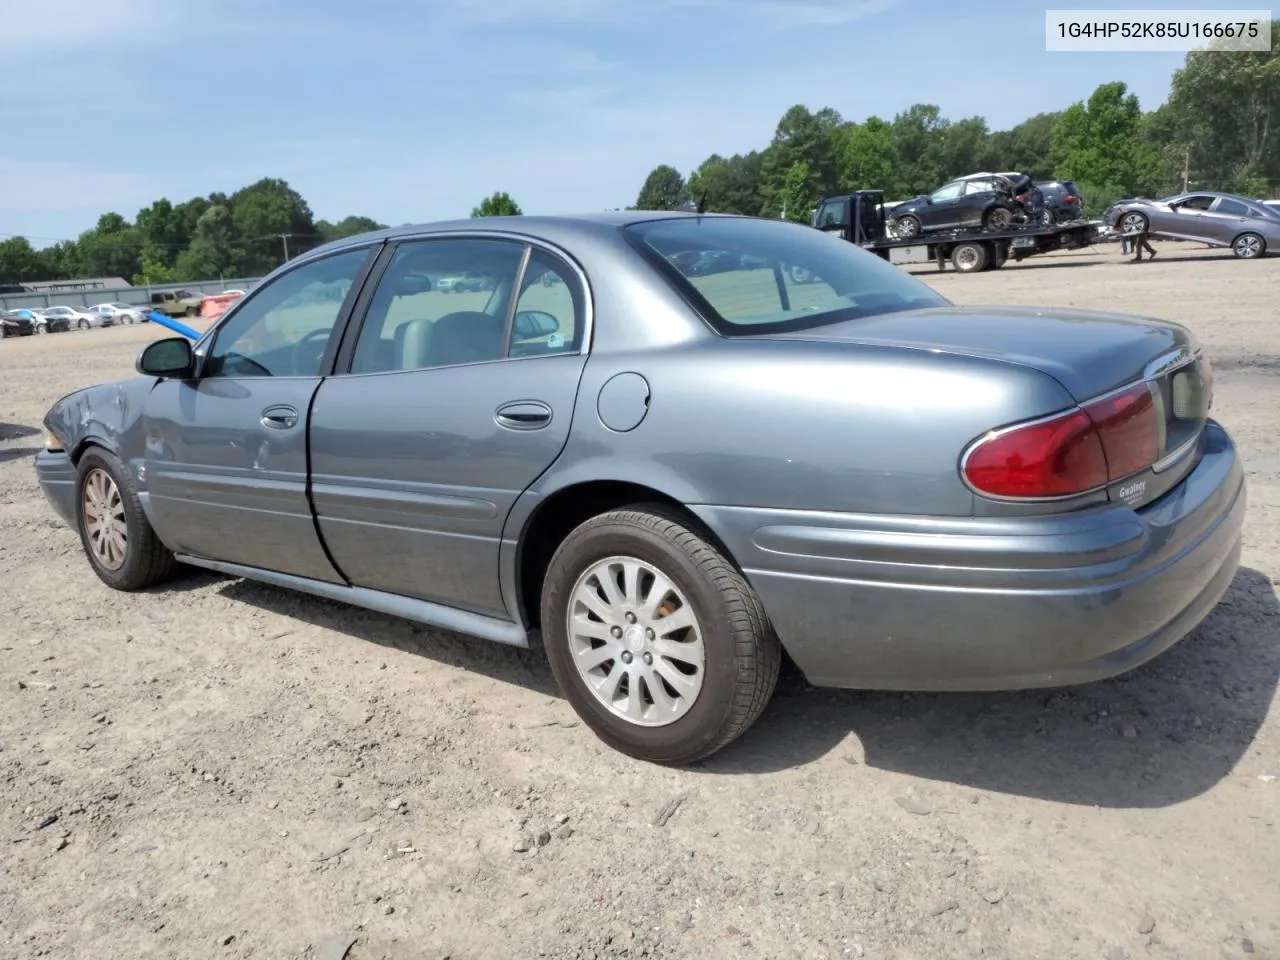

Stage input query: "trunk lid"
[
  {"left": 761, "top": 304, "right": 1192, "bottom": 402},
  {"left": 763, "top": 304, "right": 1213, "bottom": 508}
]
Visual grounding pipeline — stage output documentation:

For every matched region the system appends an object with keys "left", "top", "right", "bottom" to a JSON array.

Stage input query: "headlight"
[{"left": 43, "top": 428, "right": 64, "bottom": 452}]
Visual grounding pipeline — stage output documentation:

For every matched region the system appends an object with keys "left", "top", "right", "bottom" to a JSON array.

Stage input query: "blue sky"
[{"left": 1, "top": 0, "right": 1202, "bottom": 244}]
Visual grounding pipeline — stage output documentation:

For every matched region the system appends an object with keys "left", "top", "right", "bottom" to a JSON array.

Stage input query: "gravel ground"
[{"left": 1, "top": 244, "right": 1277, "bottom": 960}]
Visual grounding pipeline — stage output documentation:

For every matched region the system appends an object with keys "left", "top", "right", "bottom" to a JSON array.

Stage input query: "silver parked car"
[
  {"left": 1104, "top": 191, "right": 1280, "bottom": 258},
  {"left": 34, "top": 213, "right": 1245, "bottom": 763}
]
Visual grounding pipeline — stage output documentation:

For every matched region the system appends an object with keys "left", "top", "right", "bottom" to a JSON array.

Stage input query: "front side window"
[
  {"left": 815, "top": 199, "right": 847, "bottom": 227},
  {"left": 964, "top": 179, "right": 995, "bottom": 195},
  {"left": 349, "top": 237, "right": 526, "bottom": 375},
  {"left": 203, "top": 247, "right": 371, "bottom": 378},
  {"left": 930, "top": 182, "right": 963, "bottom": 202},
  {"left": 1174, "top": 195, "right": 1215, "bottom": 211},
  {"left": 625, "top": 215, "right": 949, "bottom": 337}
]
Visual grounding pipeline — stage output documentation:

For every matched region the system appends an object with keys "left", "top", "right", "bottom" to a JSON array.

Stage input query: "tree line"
[
  {"left": 1, "top": 28, "right": 1274, "bottom": 285},
  {"left": 631, "top": 29, "right": 1278, "bottom": 222}
]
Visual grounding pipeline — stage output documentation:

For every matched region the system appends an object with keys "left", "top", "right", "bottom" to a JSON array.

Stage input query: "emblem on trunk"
[{"left": 1117, "top": 478, "right": 1147, "bottom": 505}]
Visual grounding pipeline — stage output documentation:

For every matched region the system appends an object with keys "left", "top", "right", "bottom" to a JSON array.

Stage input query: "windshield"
[{"left": 623, "top": 216, "right": 949, "bottom": 336}]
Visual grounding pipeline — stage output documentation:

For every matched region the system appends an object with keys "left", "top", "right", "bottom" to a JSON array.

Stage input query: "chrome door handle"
[
  {"left": 261, "top": 404, "right": 299, "bottom": 429},
  {"left": 495, "top": 400, "right": 552, "bottom": 430}
]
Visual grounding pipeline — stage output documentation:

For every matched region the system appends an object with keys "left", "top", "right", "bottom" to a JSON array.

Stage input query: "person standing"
[{"left": 1129, "top": 225, "right": 1156, "bottom": 262}]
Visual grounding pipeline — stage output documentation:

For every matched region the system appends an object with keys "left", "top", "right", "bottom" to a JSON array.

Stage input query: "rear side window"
[{"left": 623, "top": 216, "right": 949, "bottom": 337}]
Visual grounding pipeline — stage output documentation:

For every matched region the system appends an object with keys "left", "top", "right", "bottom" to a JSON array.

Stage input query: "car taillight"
[
  {"left": 1064, "top": 195, "right": 1078, "bottom": 203},
  {"left": 963, "top": 382, "right": 1160, "bottom": 500}
]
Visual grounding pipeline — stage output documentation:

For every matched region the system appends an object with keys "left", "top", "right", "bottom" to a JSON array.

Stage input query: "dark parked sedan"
[
  {"left": 34, "top": 212, "right": 1245, "bottom": 763},
  {"left": 1, "top": 310, "right": 35, "bottom": 337}
]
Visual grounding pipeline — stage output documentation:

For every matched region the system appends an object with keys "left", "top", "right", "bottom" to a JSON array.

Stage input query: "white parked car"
[
  {"left": 39, "top": 305, "right": 106, "bottom": 330},
  {"left": 90, "top": 302, "right": 148, "bottom": 325}
]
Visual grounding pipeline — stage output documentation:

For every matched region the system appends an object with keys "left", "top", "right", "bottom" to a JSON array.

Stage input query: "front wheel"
[
  {"left": 75, "top": 448, "right": 179, "bottom": 591},
  {"left": 1233, "top": 232, "right": 1266, "bottom": 259},
  {"left": 540, "top": 505, "right": 781, "bottom": 765},
  {"left": 78, "top": 319, "right": 89, "bottom": 330}
]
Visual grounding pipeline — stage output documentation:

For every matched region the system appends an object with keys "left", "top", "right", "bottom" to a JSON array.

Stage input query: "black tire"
[
  {"left": 1040, "top": 209, "right": 1055, "bottom": 226},
  {"left": 540, "top": 504, "right": 781, "bottom": 764},
  {"left": 78, "top": 318, "right": 89, "bottom": 330},
  {"left": 1232, "top": 232, "right": 1266, "bottom": 259},
  {"left": 951, "top": 241, "right": 990, "bottom": 273},
  {"left": 984, "top": 205, "right": 1014, "bottom": 230},
  {"left": 74, "top": 447, "right": 179, "bottom": 591}
]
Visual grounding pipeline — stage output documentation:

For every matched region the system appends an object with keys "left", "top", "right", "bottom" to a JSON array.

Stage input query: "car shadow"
[
  {"left": 701, "top": 566, "right": 1279, "bottom": 808},
  {"left": 213, "top": 565, "right": 1277, "bottom": 809},
  {"left": 0, "top": 422, "right": 40, "bottom": 440},
  {"left": 0, "top": 445, "right": 42, "bottom": 464},
  {"left": 216, "top": 577, "right": 560, "bottom": 697}
]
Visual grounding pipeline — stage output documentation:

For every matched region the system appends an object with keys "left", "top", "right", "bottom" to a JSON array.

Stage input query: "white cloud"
[{"left": 5, "top": 0, "right": 177, "bottom": 48}]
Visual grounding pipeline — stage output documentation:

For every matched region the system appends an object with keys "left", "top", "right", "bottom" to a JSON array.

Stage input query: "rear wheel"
[
  {"left": 984, "top": 206, "right": 1014, "bottom": 230},
  {"left": 75, "top": 448, "right": 179, "bottom": 591},
  {"left": 77, "top": 318, "right": 89, "bottom": 330},
  {"left": 540, "top": 505, "right": 781, "bottom": 765},
  {"left": 951, "top": 241, "right": 990, "bottom": 273},
  {"left": 1233, "top": 232, "right": 1265, "bottom": 259}
]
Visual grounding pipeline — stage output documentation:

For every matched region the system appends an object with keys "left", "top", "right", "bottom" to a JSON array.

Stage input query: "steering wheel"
[{"left": 293, "top": 328, "right": 331, "bottom": 375}]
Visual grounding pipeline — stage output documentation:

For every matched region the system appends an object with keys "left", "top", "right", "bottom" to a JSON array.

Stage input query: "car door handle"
[
  {"left": 495, "top": 400, "right": 552, "bottom": 430},
  {"left": 260, "top": 404, "right": 299, "bottom": 429}
]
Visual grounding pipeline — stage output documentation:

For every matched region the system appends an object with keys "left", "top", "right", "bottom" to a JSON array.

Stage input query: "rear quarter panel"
[{"left": 530, "top": 337, "right": 1079, "bottom": 518}]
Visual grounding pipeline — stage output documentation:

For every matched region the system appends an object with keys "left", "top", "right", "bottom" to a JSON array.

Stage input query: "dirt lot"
[{"left": 2, "top": 245, "right": 1278, "bottom": 960}]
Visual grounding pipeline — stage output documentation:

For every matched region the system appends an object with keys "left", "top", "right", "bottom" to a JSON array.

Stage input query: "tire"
[
  {"left": 984, "top": 206, "right": 1014, "bottom": 230},
  {"left": 74, "top": 447, "right": 179, "bottom": 591},
  {"left": 1232, "top": 232, "right": 1266, "bottom": 259},
  {"left": 894, "top": 215, "right": 921, "bottom": 239},
  {"left": 540, "top": 504, "right": 781, "bottom": 764},
  {"left": 78, "top": 319, "right": 89, "bottom": 330},
  {"left": 951, "top": 241, "right": 990, "bottom": 273},
  {"left": 1040, "top": 209, "right": 1055, "bottom": 226}
]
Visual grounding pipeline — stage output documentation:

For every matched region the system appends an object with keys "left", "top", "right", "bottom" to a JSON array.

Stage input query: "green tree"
[
  {"left": 988, "top": 112, "right": 1060, "bottom": 181},
  {"left": 838, "top": 117, "right": 897, "bottom": 192},
  {"left": 1164, "top": 20, "right": 1280, "bottom": 192},
  {"left": 132, "top": 258, "right": 176, "bottom": 286},
  {"left": 0, "top": 236, "right": 49, "bottom": 282},
  {"left": 74, "top": 212, "right": 142, "bottom": 280},
  {"left": 890, "top": 104, "right": 950, "bottom": 196},
  {"left": 760, "top": 105, "right": 844, "bottom": 216},
  {"left": 778, "top": 160, "right": 815, "bottom": 222},
  {"left": 1050, "top": 82, "right": 1160, "bottom": 214},
  {"left": 634, "top": 164, "right": 688, "bottom": 210},
  {"left": 686, "top": 152, "right": 765, "bottom": 215},
  {"left": 230, "top": 178, "right": 316, "bottom": 274},
  {"left": 175, "top": 205, "right": 237, "bottom": 280},
  {"left": 316, "top": 216, "right": 387, "bottom": 241},
  {"left": 939, "top": 117, "right": 996, "bottom": 179},
  {"left": 471, "top": 192, "right": 523, "bottom": 217}
]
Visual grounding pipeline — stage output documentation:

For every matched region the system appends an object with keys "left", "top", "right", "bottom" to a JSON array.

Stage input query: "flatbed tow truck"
[{"left": 808, "top": 189, "right": 1101, "bottom": 273}]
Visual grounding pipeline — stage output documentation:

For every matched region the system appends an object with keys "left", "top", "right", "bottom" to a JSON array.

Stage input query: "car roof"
[{"left": 291, "top": 210, "right": 745, "bottom": 263}]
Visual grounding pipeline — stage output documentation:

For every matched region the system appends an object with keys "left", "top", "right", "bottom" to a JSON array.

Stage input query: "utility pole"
[
  {"left": 1181, "top": 147, "right": 1190, "bottom": 192},
  {"left": 277, "top": 233, "right": 294, "bottom": 263}
]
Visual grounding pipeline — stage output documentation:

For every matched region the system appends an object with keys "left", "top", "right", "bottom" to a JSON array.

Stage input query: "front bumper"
[
  {"left": 35, "top": 449, "right": 77, "bottom": 528},
  {"left": 693, "top": 420, "right": 1246, "bottom": 691}
]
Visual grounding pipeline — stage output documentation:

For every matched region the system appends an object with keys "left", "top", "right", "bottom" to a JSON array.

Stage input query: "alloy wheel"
[
  {"left": 82, "top": 467, "right": 128, "bottom": 571},
  {"left": 566, "top": 555, "right": 706, "bottom": 727}
]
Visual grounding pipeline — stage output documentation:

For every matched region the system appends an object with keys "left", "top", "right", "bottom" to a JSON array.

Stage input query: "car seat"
[{"left": 427, "top": 311, "right": 505, "bottom": 367}]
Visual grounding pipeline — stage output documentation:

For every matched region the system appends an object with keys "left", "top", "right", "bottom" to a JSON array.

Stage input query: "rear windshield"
[{"left": 622, "top": 216, "right": 949, "bottom": 336}]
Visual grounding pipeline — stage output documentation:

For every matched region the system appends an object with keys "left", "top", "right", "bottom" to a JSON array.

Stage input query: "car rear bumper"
[
  {"left": 35, "top": 450, "right": 77, "bottom": 527},
  {"left": 692, "top": 420, "right": 1246, "bottom": 691}
]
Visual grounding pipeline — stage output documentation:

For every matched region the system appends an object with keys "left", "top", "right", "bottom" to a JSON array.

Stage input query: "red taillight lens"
[
  {"left": 963, "top": 409, "right": 1108, "bottom": 498},
  {"left": 1082, "top": 382, "right": 1159, "bottom": 479},
  {"left": 963, "top": 382, "right": 1161, "bottom": 500},
  {"left": 1064, "top": 195, "right": 1078, "bottom": 203}
]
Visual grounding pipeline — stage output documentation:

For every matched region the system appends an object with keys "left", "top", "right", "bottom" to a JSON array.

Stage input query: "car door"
[
  {"left": 920, "top": 181, "right": 964, "bottom": 229},
  {"left": 138, "top": 244, "right": 379, "bottom": 582},
  {"left": 308, "top": 235, "right": 590, "bottom": 619},
  {"left": 959, "top": 179, "right": 996, "bottom": 226},
  {"left": 1203, "top": 197, "right": 1254, "bottom": 243},
  {"left": 1159, "top": 194, "right": 1215, "bottom": 237}
]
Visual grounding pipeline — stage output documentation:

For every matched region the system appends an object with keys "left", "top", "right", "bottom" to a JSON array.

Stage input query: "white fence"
[{"left": 0, "top": 278, "right": 263, "bottom": 312}]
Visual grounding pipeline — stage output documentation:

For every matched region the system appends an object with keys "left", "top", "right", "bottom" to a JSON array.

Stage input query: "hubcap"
[
  {"left": 956, "top": 246, "right": 979, "bottom": 269},
  {"left": 1121, "top": 214, "right": 1145, "bottom": 234},
  {"left": 1237, "top": 236, "right": 1261, "bottom": 257},
  {"left": 566, "top": 556, "right": 706, "bottom": 727},
  {"left": 82, "top": 468, "right": 127, "bottom": 570}
]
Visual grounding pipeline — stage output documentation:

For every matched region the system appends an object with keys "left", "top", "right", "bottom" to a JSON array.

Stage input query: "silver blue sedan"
[{"left": 34, "top": 212, "right": 1245, "bottom": 763}]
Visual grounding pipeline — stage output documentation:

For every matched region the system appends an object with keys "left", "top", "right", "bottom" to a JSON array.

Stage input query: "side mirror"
[
  {"left": 514, "top": 310, "right": 560, "bottom": 339},
  {"left": 137, "top": 336, "right": 195, "bottom": 378}
]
